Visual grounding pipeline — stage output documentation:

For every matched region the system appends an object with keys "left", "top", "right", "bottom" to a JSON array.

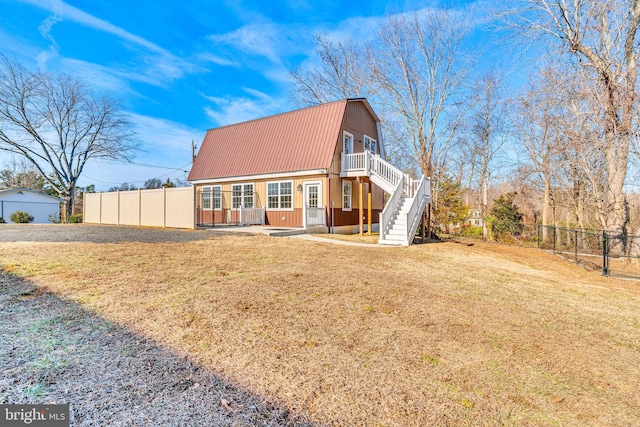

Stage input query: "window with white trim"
[
  {"left": 342, "top": 180, "right": 352, "bottom": 211},
  {"left": 343, "top": 131, "right": 354, "bottom": 154},
  {"left": 202, "top": 186, "right": 212, "bottom": 210},
  {"left": 364, "top": 135, "right": 377, "bottom": 154},
  {"left": 267, "top": 181, "right": 293, "bottom": 210},
  {"left": 231, "top": 183, "right": 254, "bottom": 208},
  {"left": 213, "top": 185, "right": 221, "bottom": 210}
]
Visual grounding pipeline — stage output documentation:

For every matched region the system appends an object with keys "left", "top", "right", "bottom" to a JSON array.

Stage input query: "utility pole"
[{"left": 191, "top": 140, "right": 197, "bottom": 162}]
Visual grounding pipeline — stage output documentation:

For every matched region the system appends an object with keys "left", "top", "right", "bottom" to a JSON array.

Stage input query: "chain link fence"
[{"left": 445, "top": 224, "right": 640, "bottom": 280}]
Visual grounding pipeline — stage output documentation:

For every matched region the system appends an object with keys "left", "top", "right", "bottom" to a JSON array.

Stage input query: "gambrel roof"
[{"left": 188, "top": 99, "right": 381, "bottom": 182}]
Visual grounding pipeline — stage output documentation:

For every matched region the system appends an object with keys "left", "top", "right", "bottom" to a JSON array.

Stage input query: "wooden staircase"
[{"left": 341, "top": 152, "right": 431, "bottom": 246}]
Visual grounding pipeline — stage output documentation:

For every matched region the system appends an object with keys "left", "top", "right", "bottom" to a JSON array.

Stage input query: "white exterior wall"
[{"left": 0, "top": 190, "right": 61, "bottom": 223}]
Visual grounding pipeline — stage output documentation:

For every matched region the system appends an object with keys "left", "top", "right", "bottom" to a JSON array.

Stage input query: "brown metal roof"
[{"left": 188, "top": 100, "right": 349, "bottom": 181}]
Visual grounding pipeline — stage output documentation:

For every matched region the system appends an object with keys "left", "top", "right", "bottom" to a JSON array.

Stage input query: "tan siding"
[{"left": 196, "top": 174, "right": 327, "bottom": 227}]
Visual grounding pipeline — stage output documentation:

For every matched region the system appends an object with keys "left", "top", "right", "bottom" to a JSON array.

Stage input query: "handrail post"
[
  {"left": 365, "top": 150, "right": 370, "bottom": 176},
  {"left": 602, "top": 231, "right": 609, "bottom": 276}
]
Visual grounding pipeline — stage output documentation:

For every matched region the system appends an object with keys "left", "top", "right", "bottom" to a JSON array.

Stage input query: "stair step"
[
  {"left": 381, "top": 233, "right": 405, "bottom": 240},
  {"left": 378, "top": 239, "right": 404, "bottom": 246}
]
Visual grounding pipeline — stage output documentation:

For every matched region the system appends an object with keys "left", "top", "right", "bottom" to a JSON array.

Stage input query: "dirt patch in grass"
[{"left": 2, "top": 233, "right": 640, "bottom": 426}]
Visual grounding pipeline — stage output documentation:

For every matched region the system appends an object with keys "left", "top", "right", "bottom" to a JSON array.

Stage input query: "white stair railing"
[
  {"left": 403, "top": 176, "right": 429, "bottom": 245},
  {"left": 342, "top": 151, "right": 430, "bottom": 245},
  {"left": 368, "top": 152, "right": 403, "bottom": 190}
]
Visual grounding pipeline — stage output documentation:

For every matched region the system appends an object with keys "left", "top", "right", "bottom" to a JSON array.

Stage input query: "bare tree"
[
  {"left": 371, "top": 9, "right": 476, "bottom": 178},
  {"left": 290, "top": 34, "right": 369, "bottom": 107},
  {"left": 468, "top": 71, "right": 510, "bottom": 237},
  {"left": 1, "top": 156, "right": 49, "bottom": 192},
  {"left": 0, "top": 55, "right": 137, "bottom": 220},
  {"left": 506, "top": 0, "right": 640, "bottom": 234},
  {"left": 517, "top": 63, "right": 567, "bottom": 238}
]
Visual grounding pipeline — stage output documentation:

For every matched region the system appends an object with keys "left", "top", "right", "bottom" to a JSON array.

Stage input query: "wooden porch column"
[
  {"left": 359, "top": 177, "right": 364, "bottom": 236},
  {"left": 367, "top": 181, "right": 372, "bottom": 235}
]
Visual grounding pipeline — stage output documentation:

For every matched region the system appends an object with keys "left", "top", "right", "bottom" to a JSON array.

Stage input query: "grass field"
[{"left": 1, "top": 234, "right": 640, "bottom": 426}]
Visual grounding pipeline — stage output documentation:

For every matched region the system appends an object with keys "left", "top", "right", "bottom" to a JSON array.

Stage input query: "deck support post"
[
  {"left": 359, "top": 177, "right": 364, "bottom": 236},
  {"left": 367, "top": 181, "right": 372, "bottom": 235}
]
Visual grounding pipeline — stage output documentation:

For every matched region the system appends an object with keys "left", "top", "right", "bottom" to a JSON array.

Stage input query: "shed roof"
[
  {"left": 188, "top": 99, "right": 369, "bottom": 182},
  {"left": 0, "top": 187, "right": 63, "bottom": 202}
]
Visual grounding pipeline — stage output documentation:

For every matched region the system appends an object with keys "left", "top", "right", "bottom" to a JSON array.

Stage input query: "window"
[
  {"left": 213, "top": 185, "right": 221, "bottom": 210},
  {"left": 267, "top": 181, "right": 292, "bottom": 210},
  {"left": 342, "top": 180, "right": 352, "bottom": 211},
  {"left": 232, "top": 183, "right": 254, "bottom": 208},
  {"left": 343, "top": 131, "right": 354, "bottom": 154},
  {"left": 202, "top": 186, "right": 212, "bottom": 210},
  {"left": 364, "top": 135, "right": 377, "bottom": 154}
]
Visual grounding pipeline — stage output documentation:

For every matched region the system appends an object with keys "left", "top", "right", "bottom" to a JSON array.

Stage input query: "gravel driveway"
[{"left": 0, "top": 224, "right": 236, "bottom": 243}]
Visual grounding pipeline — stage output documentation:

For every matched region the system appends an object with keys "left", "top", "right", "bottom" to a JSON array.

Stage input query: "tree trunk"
[{"left": 542, "top": 172, "right": 551, "bottom": 243}]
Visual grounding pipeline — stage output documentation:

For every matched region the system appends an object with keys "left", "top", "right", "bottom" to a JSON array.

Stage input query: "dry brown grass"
[
  {"left": 313, "top": 232, "right": 380, "bottom": 244},
  {"left": 2, "top": 235, "right": 640, "bottom": 426}
]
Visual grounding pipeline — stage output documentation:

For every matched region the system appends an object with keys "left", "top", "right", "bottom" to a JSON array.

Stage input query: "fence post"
[
  {"left": 553, "top": 226, "right": 556, "bottom": 255},
  {"left": 574, "top": 230, "right": 578, "bottom": 264},
  {"left": 602, "top": 231, "right": 609, "bottom": 277}
]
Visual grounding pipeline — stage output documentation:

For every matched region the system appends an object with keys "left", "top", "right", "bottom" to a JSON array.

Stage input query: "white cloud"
[
  {"left": 22, "top": 0, "right": 196, "bottom": 85},
  {"left": 78, "top": 113, "right": 201, "bottom": 190},
  {"left": 129, "top": 113, "right": 202, "bottom": 154},
  {"left": 241, "top": 87, "right": 272, "bottom": 100},
  {"left": 56, "top": 58, "right": 132, "bottom": 93},
  {"left": 208, "top": 21, "right": 286, "bottom": 65},
  {"left": 197, "top": 52, "right": 240, "bottom": 68},
  {"left": 203, "top": 94, "right": 287, "bottom": 127},
  {"left": 21, "top": 0, "right": 170, "bottom": 55}
]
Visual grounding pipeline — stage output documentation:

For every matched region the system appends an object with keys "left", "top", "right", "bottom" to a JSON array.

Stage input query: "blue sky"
[{"left": 0, "top": 0, "right": 488, "bottom": 190}]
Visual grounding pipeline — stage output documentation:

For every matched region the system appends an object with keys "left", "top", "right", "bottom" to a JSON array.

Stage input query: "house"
[
  {"left": 467, "top": 209, "right": 484, "bottom": 228},
  {"left": 0, "top": 188, "right": 63, "bottom": 223},
  {"left": 188, "top": 98, "right": 431, "bottom": 245}
]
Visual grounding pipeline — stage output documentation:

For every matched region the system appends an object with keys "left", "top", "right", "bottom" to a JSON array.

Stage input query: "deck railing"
[
  {"left": 306, "top": 206, "right": 326, "bottom": 227},
  {"left": 342, "top": 152, "right": 403, "bottom": 193},
  {"left": 239, "top": 207, "right": 265, "bottom": 226}
]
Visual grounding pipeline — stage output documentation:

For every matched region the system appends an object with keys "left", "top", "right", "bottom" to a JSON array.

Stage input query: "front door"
[{"left": 303, "top": 181, "right": 322, "bottom": 228}]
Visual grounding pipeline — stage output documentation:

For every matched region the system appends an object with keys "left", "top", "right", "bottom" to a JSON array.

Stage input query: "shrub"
[
  {"left": 461, "top": 226, "right": 483, "bottom": 237},
  {"left": 69, "top": 213, "right": 83, "bottom": 223},
  {"left": 0, "top": 217, "right": 5, "bottom": 224},
  {"left": 10, "top": 211, "right": 34, "bottom": 223},
  {"left": 488, "top": 192, "right": 523, "bottom": 239}
]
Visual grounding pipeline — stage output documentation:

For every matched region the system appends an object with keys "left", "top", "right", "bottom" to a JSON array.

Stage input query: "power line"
[
  {"left": 84, "top": 161, "right": 193, "bottom": 185},
  {"left": 98, "top": 159, "right": 191, "bottom": 171}
]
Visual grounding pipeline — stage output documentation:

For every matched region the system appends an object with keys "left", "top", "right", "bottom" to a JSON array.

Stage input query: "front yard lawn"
[{"left": 2, "top": 235, "right": 639, "bottom": 426}]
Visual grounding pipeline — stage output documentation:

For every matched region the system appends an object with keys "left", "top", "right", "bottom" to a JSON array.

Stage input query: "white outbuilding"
[{"left": 0, "top": 188, "right": 63, "bottom": 223}]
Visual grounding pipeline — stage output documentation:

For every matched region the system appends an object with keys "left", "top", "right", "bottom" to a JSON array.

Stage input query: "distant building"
[
  {"left": 0, "top": 188, "right": 63, "bottom": 223},
  {"left": 467, "top": 209, "right": 484, "bottom": 228}
]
